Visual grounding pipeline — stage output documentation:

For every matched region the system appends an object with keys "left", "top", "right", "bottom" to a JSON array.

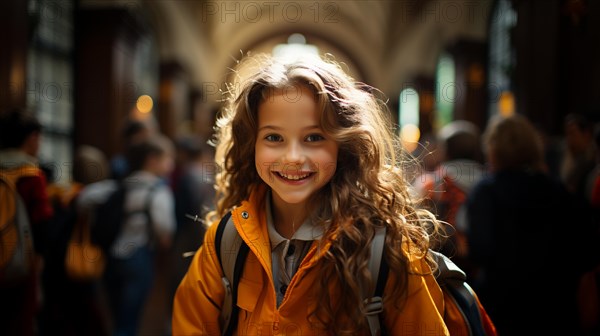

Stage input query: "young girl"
[{"left": 173, "top": 55, "right": 449, "bottom": 335}]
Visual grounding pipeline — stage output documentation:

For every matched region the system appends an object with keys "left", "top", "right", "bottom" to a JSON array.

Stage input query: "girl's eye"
[
  {"left": 265, "top": 134, "right": 283, "bottom": 142},
  {"left": 306, "top": 134, "right": 325, "bottom": 142}
]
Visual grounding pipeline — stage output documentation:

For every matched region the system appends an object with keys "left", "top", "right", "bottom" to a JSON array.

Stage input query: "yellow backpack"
[{"left": 0, "top": 166, "right": 39, "bottom": 284}]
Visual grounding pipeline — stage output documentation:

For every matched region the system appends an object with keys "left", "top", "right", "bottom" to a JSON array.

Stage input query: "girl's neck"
[{"left": 270, "top": 194, "right": 308, "bottom": 239}]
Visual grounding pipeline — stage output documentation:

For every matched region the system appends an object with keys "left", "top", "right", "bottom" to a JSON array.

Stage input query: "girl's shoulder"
[{"left": 206, "top": 212, "right": 231, "bottom": 240}]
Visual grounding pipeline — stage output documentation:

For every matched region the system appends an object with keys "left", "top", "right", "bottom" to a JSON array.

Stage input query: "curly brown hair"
[{"left": 210, "top": 54, "right": 442, "bottom": 334}]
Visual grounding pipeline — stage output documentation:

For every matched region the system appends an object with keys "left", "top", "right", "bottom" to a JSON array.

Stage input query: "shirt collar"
[{"left": 265, "top": 190, "right": 326, "bottom": 251}]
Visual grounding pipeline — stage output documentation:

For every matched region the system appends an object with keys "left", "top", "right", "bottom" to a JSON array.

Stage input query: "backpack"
[
  {"left": 424, "top": 174, "right": 471, "bottom": 261},
  {"left": 90, "top": 183, "right": 128, "bottom": 252},
  {"left": 424, "top": 173, "right": 468, "bottom": 231},
  {"left": 90, "top": 182, "right": 159, "bottom": 253},
  {"left": 213, "top": 212, "right": 497, "bottom": 336},
  {"left": 0, "top": 166, "right": 40, "bottom": 284}
]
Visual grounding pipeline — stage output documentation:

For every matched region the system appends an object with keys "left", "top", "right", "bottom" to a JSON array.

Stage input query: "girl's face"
[{"left": 255, "top": 85, "right": 338, "bottom": 209}]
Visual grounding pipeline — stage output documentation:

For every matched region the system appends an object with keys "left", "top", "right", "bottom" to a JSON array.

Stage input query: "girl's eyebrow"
[
  {"left": 258, "top": 125, "right": 282, "bottom": 132},
  {"left": 258, "top": 125, "right": 321, "bottom": 132}
]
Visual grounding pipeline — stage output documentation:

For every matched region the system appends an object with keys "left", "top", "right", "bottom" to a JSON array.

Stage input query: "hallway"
[{"left": 1, "top": 0, "right": 600, "bottom": 335}]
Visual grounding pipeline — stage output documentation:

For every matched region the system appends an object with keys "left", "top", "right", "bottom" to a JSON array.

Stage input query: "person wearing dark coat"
[{"left": 466, "top": 114, "right": 598, "bottom": 336}]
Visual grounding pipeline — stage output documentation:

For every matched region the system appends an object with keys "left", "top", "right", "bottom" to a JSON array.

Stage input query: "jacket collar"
[{"left": 231, "top": 185, "right": 333, "bottom": 278}]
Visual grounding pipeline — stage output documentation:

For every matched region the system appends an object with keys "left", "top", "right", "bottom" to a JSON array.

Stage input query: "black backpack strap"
[
  {"left": 365, "top": 226, "right": 387, "bottom": 336},
  {"left": 216, "top": 214, "right": 389, "bottom": 336},
  {"left": 215, "top": 211, "right": 250, "bottom": 336},
  {"left": 373, "top": 231, "right": 389, "bottom": 298},
  {"left": 430, "top": 250, "right": 486, "bottom": 336}
]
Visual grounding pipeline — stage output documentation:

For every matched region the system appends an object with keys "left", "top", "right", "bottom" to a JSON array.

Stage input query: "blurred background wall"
[{"left": 0, "top": 0, "right": 598, "bottom": 181}]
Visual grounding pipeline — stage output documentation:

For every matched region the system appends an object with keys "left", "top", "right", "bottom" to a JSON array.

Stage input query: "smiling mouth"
[{"left": 274, "top": 171, "right": 314, "bottom": 181}]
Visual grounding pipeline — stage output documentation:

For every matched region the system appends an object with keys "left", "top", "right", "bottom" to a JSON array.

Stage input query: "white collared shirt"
[{"left": 265, "top": 192, "right": 325, "bottom": 306}]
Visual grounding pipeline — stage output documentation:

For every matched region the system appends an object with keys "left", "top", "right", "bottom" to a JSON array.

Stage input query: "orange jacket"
[{"left": 172, "top": 188, "right": 449, "bottom": 335}]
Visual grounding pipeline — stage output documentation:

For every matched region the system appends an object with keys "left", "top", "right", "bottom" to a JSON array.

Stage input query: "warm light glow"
[
  {"left": 421, "top": 93, "right": 434, "bottom": 113},
  {"left": 136, "top": 95, "right": 153, "bottom": 114},
  {"left": 273, "top": 33, "right": 319, "bottom": 61},
  {"left": 468, "top": 63, "right": 485, "bottom": 88},
  {"left": 498, "top": 91, "right": 515, "bottom": 117},
  {"left": 400, "top": 124, "right": 421, "bottom": 153}
]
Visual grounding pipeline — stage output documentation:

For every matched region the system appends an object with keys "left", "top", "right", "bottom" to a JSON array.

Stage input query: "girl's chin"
[{"left": 270, "top": 190, "right": 312, "bottom": 207}]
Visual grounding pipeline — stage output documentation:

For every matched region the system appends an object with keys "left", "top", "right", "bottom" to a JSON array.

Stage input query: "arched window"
[
  {"left": 488, "top": 0, "right": 517, "bottom": 117},
  {"left": 399, "top": 88, "right": 420, "bottom": 153},
  {"left": 27, "top": 0, "right": 74, "bottom": 184},
  {"left": 435, "top": 53, "right": 455, "bottom": 130},
  {"left": 273, "top": 33, "right": 319, "bottom": 61}
]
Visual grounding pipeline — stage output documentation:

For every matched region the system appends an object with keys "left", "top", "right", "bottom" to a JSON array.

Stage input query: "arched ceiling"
[{"left": 136, "top": 0, "right": 493, "bottom": 109}]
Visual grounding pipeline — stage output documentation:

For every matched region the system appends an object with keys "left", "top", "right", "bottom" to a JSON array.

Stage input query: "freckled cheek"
[
  {"left": 319, "top": 162, "right": 337, "bottom": 178},
  {"left": 255, "top": 150, "right": 279, "bottom": 178},
  {"left": 314, "top": 153, "right": 338, "bottom": 181},
  {"left": 314, "top": 147, "right": 338, "bottom": 168}
]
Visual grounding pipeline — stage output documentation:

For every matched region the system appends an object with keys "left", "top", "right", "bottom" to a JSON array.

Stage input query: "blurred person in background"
[
  {"left": 561, "top": 113, "right": 596, "bottom": 199},
  {"left": 0, "top": 108, "right": 54, "bottom": 336},
  {"left": 40, "top": 145, "right": 111, "bottom": 335},
  {"left": 78, "top": 134, "right": 176, "bottom": 336},
  {"left": 109, "top": 119, "right": 155, "bottom": 181},
  {"left": 167, "top": 135, "right": 216, "bottom": 332},
  {"left": 578, "top": 125, "right": 600, "bottom": 335},
  {"left": 412, "top": 120, "right": 485, "bottom": 277},
  {"left": 466, "top": 114, "right": 598, "bottom": 335},
  {"left": 171, "top": 135, "right": 215, "bottom": 274}
]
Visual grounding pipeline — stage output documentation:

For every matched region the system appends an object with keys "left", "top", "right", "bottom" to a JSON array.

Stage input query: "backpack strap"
[
  {"left": 370, "top": 240, "right": 486, "bottom": 336},
  {"left": 142, "top": 182, "right": 161, "bottom": 245},
  {"left": 365, "top": 226, "right": 387, "bottom": 336},
  {"left": 213, "top": 211, "right": 488, "bottom": 336},
  {"left": 118, "top": 182, "right": 161, "bottom": 228},
  {"left": 431, "top": 250, "right": 486, "bottom": 336},
  {"left": 214, "top": 219, "right": 390, "bottom": 336},
  {"left": 215, "top": 211, "right": 249, "bottom": 336}
]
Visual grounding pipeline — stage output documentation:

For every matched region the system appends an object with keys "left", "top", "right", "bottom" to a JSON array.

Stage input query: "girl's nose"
[{"left": 283, "top": 141, "right": 305, "bottom": 164}]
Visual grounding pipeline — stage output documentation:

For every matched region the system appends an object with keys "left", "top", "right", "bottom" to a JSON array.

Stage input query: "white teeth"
[{"left": 278, "top": 172, "right": 311, "bottom": 180}]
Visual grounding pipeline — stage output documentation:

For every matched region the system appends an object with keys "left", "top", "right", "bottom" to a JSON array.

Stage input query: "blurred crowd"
[
  {"left": 1, "top": 108, "right": 215, "bottom": 336},
  {"left": 1, "top": 106, "right": 599, "bottom": 335},
  {"left": 411, "top": 113, "right": 600, "bottom": 335}
]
